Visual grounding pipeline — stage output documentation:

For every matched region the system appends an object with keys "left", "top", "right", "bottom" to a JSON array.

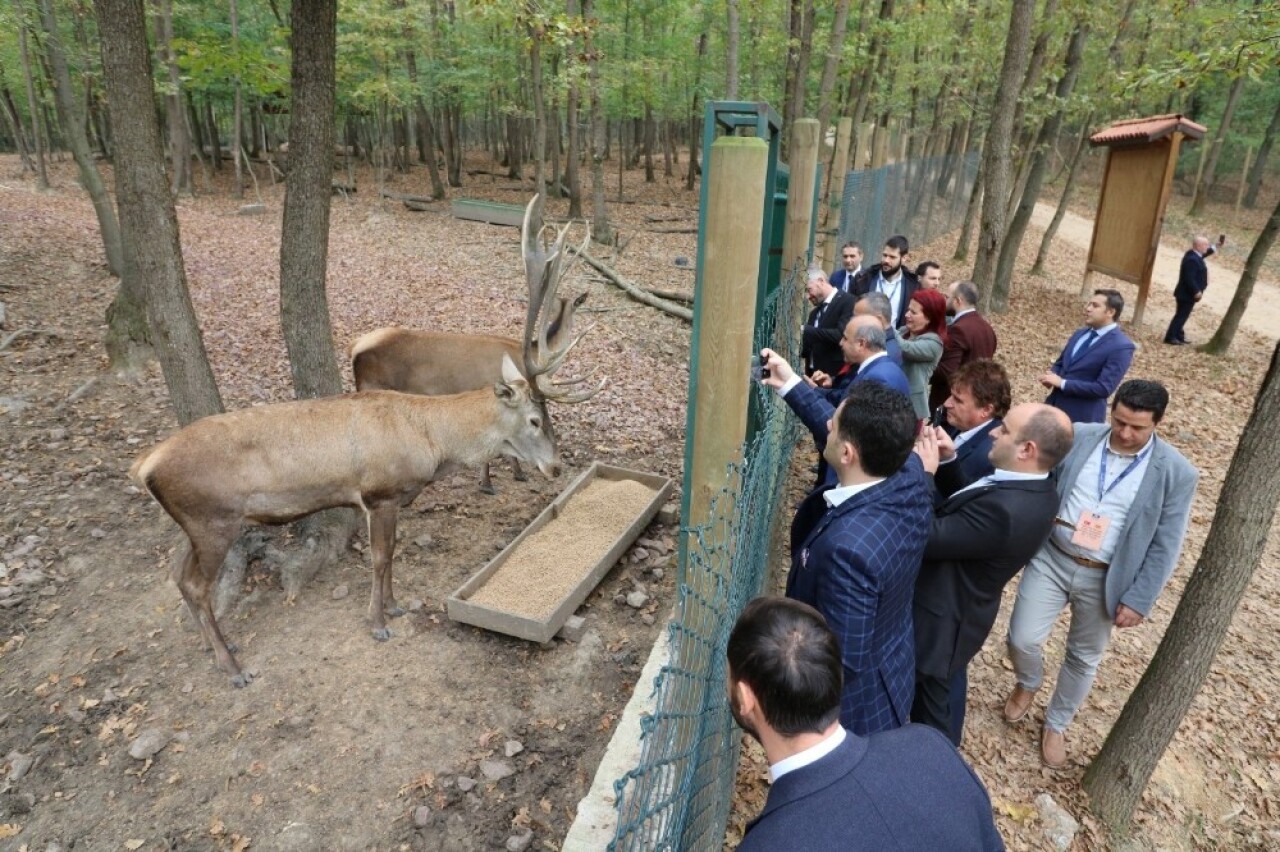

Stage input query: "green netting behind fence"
[
  {"left": 608, "top": 267, "right": 805, "bottom": 851},
  {"left": 839, "top": 152, "right": 980, "bottom": 256}
]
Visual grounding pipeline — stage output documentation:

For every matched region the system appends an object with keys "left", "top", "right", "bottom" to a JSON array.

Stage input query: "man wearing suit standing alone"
[
  {"left": 911, "top": 404, "right": 1073, "bottom": 741},
  {"left": 729, "top": 597, "right": 1005, "bottom": 852},
  {"left": 1041, "top": 289, "right": 1135, "bottom": 424},
  {"left": 782, "top": 381, "right": 933, "bottom": 734},
  {"left": 1003, "top": 380, "right": 1199, "bottom": 768},
  {"left": 801, "top": 270, "right": 855, "bottom": 377},
  {"left": 1163, "top": 234, "right": 1223, "bottom": 345},
  {"left": 930, "top": 280, "right": 998, "bottom": 410}
]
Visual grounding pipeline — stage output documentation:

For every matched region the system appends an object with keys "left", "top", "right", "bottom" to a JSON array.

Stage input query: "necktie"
[{"left": 1073, "top": 330, "right": 1099, "bottom": 360}]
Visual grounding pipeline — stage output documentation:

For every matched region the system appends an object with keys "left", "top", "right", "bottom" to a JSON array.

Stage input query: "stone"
[
  {"left": 556, "top": 615, "right": 586, "bottom": 642},
  {"left": 7, "top": 750, "right": 34, "bottom": 781},
  {"left": 331, "top": 584, "right": 349, "bottom": 600},
  {"left": 181, "top": 682, "right": 194, "bottom": 694},
  {"left": 651, "top": 568, "right": 665, "bottom": 581},
  {"left": 1035, "top": 793, "right": 1079, "bottom": 851},
  {"left": 455, "top": 776, "right": 477, "bottom": 792},
  {"left": 89, "top": 528, "right": 107, "bottom": 539},
  {"left": 626, "top": 591, "right": 649, "bottom": 609},
  {"left": 656, "top": 504, "right": 680, "bottom": 526},
  {"left": 413, "top": 805, "right": 432, "bottom": 827},
  {"left": 12, "top": 568, "right": 46, "bottom": 587},
  {"left": 479, "top": 759, "right": 515, "bottom": 782},
  {"left": 504, "top": 740, "right": 524, "bottom": 758},
  {"left": 0, "top": 397, "right": 30, "bottom": 416},
  {"left": 414, "top": 534, "right": 434, "bottom": 549},
  {"left": 276, "top": 822, "right": 317, "bottom": 851},
  {"left": 632, "top": 547, "right": 649, "bottom": 562},
  {"left": 128, "top": 728, "right": 171, "bottom": 760},
  {"left": 641, "top": 614, "right": 655, "bottom": 626},
  {"left": 407, "top": 598, "right": 425, "bottom": 612},
  {"left": 613, "top": 593, "right": 627, "bottom": 607},
  {"left": 237, "top": 203, "right": 267, "bottom": 216},
  {"left": 506, "top": 829, "right": 533, "bottom": 852}
]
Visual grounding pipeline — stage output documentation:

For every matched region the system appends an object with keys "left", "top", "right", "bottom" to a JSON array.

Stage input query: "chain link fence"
[{"left": 839, "top": 152, "right": 980, "bottom": 257}]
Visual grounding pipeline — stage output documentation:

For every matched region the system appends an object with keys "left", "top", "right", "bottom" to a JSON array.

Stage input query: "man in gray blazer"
[{"left": 1002, "top": 380, "right": 1198, "bottom": 768}]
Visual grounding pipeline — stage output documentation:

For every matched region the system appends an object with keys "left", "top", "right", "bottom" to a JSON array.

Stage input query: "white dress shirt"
[{"left": 770, "top": 726, "right": 847, "bottom": 782}]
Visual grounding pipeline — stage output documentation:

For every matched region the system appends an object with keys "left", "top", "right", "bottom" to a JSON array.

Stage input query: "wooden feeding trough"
[
  {"left": 447, "top": 463, "right": 674, "bottom": 643},
  {"left": 451, "top": 198, "right": 526, "bottom": 228}
]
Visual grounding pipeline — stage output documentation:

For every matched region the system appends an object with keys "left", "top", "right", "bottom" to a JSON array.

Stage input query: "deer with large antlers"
[{"left": 350, "top": 197, "right": 602, "bottom": 493}]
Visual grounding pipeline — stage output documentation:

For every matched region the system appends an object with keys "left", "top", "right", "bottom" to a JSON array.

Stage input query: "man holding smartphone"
[{"left": 1163, "top": 234, "right": 1225, "bottom": 346}]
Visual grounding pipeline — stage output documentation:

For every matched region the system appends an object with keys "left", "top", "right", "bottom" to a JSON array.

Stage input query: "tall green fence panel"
[{"left": 839, "top": 152, "right": 980, "bottom": 256}]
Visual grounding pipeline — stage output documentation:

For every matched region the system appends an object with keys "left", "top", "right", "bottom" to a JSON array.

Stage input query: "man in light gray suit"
[{"left": 1002, "top": 380, "right": 1198, "bottom": 768}]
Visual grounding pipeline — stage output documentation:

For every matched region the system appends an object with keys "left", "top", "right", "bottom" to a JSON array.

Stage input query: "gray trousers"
[{"left": 1006, "top": 545, "right": 1113, "bottom": 733}]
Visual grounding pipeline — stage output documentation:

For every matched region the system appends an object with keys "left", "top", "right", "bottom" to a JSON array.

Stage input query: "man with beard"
[
  {"left": 729, "top": 597, "right": 1004, "bottom": 852},
  {"left": 849, "top": 235, "right": 920, "bottom": 329}
]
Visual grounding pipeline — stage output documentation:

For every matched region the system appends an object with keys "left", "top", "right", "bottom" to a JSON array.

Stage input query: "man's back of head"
[
  {"left": 994, "top": 403, "right": 1074, "bottom": 474},
  {"left": 949, "top": 280, "right": 980, "bottom": 313},
  {"left": 728, "top": 598, "right": 842, "bottom": 737},
  {"left": 834, "top": 381, "right": 917, "bottom": 478}
]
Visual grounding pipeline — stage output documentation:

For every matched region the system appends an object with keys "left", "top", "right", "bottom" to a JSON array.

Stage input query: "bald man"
[
  {"left": 910, "top": 404, "right": 1074, "bottom": 741},
  {"left": 1163, "top": 234, "right": 1224, "bottom": 345}
]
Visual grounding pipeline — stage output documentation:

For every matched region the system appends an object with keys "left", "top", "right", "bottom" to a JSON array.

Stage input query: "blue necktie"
[{"left": 1072, "top": 330, "right": 1099, "bottom": 361}]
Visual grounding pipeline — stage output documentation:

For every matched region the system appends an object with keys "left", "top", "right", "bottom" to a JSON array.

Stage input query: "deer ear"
[
  {"left": 494, "top": 380, "right": 516, "bottom": 403},
  {"left": 500, "top": 353, "right": 522, "bottom": 384}
]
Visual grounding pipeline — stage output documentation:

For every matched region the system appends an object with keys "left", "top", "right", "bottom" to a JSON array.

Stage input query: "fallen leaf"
[
  {"left": 124, "top": 841, "right": 144, "bottom": 850},
  {"left": 0, "top": 824, "right": 20, "bottom": 839}
]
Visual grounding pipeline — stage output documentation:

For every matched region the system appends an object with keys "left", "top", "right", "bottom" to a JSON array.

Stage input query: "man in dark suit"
[
  {"left": 930, "top": 280, "right": 998, "bottom": 410},
  {"left": 782, "top": 382, "right": 933, "bottom": 734},
  {"left": 910, "top": 403, "right": 1074, "bottom": 742},
  {"left": 729, "top": 596, "right": 1004, "bottom": 852},
  {"left": 933, "top": 359, "right": 1010, "bottom": 501},
  {"left": 853, "top": 291, "right": 903, "bottom": 365},
  {"left": 849, "top": 235, "right": 920, "bottom": 329},
  {"left": 829, "top": 241, "right": 863, "bottom": 293},
  {"left": 800, "top": 269, "right": 855, "bottom": 377},
  {"left": 1163, "top": 234, "right": 1223, "bottom": 345},
  {"left": 1041, "top": 289, "right": 1135, "bottom": 424}
]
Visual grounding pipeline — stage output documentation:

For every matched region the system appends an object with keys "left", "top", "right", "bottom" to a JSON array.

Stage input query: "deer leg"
[
  {"left": 479, "top": 462, "right": 496, "bottom": 495},
  {"left": 177, "top": 523, "right": 251, "bottom": 687},
  {"left": 365, "top": 503, "right": 400, "bottom": 641},
  {"left": 511, "top": 458, "right": 528, "bottom": 482}
]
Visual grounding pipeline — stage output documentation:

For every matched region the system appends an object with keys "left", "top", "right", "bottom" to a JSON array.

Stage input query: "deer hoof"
[
  {"left": 230, "top": 670, "right": 254, "bottom": 688},
  {"left": 513, "top": 471, "right": 529, "bottom": 482},
  {"left": 371, "top": 627, "right": 392, "bottom": 642},
  {"left": 479, "top": 483, "right": 497, "bottom": 496},
  {"left": 385, "top": 605, "right": 406, "bottom": 618}
]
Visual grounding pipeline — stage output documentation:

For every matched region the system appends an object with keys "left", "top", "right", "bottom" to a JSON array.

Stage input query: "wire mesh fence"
[
  {"left": 607, "top": 266, "right": 805, "bottom": 851},
  {"left": 839, "top": 152, "right": 980, "bottom": 256}
]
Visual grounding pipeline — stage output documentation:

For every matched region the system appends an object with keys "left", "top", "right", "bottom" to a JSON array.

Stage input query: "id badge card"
[{"left": 1072, "top": 511, "right": 1110, "bottom": 551}]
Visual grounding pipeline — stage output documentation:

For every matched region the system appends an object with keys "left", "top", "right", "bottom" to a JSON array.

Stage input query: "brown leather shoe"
[
  {"left": 1002, "top": 685, "right": 1036, "bottom": 723},
  {"left": 1041, "top": 726, "right": 1068, "bottom": 769}
]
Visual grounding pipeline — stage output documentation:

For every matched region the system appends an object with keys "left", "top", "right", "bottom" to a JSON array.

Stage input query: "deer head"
[{"left": 520, "top": 196, "right": 604, "bottom": 404}]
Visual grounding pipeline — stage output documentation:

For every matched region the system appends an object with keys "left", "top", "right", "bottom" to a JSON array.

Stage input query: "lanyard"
[{"left": 1097, "top": 439, "right": 1152, "bottom": 503}]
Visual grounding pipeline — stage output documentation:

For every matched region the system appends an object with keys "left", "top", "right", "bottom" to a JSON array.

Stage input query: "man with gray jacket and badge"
[{"left": 1002, "top": 380, "right": 1199, "bottom": 769}]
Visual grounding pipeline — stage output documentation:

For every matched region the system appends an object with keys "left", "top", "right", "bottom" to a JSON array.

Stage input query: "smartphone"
[
  {"left": 928, "top": 405, "right": 946, "bottom": 429},
  {"left": 750, "top": 355, "right": 771, "bottom": 381}
]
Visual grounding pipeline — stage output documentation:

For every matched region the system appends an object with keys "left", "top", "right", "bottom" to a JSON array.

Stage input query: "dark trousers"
[
  {"left": 1164, "top": 297, "right": 1195, "bottom": 342},
  {"left": 912, "top": 668, "right": 969, "bottom": 746}
]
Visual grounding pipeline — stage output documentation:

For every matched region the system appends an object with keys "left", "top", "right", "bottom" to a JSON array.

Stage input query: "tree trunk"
[
  {"left": 0, "top": 67, "right": 37, "bottom": 174},
  {"left": 990, "top": 24, "right": 1088, "bottom": 312},
  {"left": 37, "top": 0, "right": 126, "bottom": 278},
  {"left": 813, "top": 0, "right": 852, "bottom": 137},
  {"left": 95, "top": 0, "right": 223, "bottom": 424},
  {"left": 1189, "top": 74, "right": 1245, "bottom": 217},
  {"left": 724, "top": 0, "right": 739, "bottom": 100},
  {"left": 953, "top": 149, "right": 984, "bottom": 262},
  {"left": 565, "top": 0, "right": 582, "bottom": 218},
  {"left": 1202, "top": 193, "right": 1280, "bottom": 354},
  {"left": 406, "top": 57, "right": 445, "bottom": 198},
  {"left": 972, "top": 0, "right": 1035, "bottom": 307},
  {"left": 584, "top": 0, "right": 610, "bottom": 243},
  {"left": 846, "top": 0, "right": 893, "bottom": 135},
  {"left": 685, "top": 22, "right": 710, "bottom": 192},
  {"left": 643, "top": 101, "right": 655, "bottom": 183},
  {"left": 1031, "top": 117, "right": 1091, "bottom": 274},
  {"left": 154, "top": 0, "right": 192, "bottom": 194},
  {"left": 205, "top": 95, "right": 221, "bottom": 170},
  {"left": 527, "top": 2, "right": 547, "bottom": 202},
  {"left": 231, "top": 0, "right": 244, "bottom": 197},
  {"left": 1243, "top": 84, "right": 1280, "bottom": 209},
  {"left": 1083, "top": 340, "right": 1280, "bottom": 832},
  {"left": 16, "top": 15, "right": 49, "bottom": 189},
  {"left": 784, "top": 0, "right": 816, "bottom": 134},
  {"left": 280, "top": 0, "right": 342, "bottom": 401}
]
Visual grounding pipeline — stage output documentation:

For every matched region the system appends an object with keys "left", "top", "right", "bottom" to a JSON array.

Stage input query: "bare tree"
[
  {"left": 15, "top": 10, "right": 49, "bottom": 189},
  {"left": 725, "top": 0, "right": 739, "bottom": 100},
  {"left": 813, "top": 0, "right": 852, "bottom": 137},
  {"left": 583, "top": 0, "right": 611, "bottom": 243},
  {"left": 971, "top": 0, "right": 1035, "bottom": 306},
  {"left": 1083, "top": 341, "right": 1280, "bottom": 831},
  {"left": 95, "top": 0, "right": 223, "bottom": 424},
  {"left": 1202, "top": 193, "right": 1280, "bottom": 354},
  {"left": 1189, "top": 74, "right": 1246, "bottom": 217},
  {"left": 154, "top": 0, "right": 192, "bottom": 195},
  {"left": 1243, "top": 83, "right": 1280, "bottom": 209}
]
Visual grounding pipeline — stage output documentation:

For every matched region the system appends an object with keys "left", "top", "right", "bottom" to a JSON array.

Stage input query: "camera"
[{"left": 750, "top": 355, "right": 771, "bottom": 381}]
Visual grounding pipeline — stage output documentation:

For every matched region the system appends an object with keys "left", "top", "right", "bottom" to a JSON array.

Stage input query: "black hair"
[
  {"left": 885, "top": 234, "right": 909, "bottom": 255},
  {"left": 1094, "top": 288, "right": 1124, "bottom": 322},
  {"left": 727, "top": 597, "right": 842, "bottom": 736},
  {"left": 1112, "top": 379, "right": 1169, "bottom": 423},
  {"left": 834, "top": 381, "right": 916, "bottom": 477}
]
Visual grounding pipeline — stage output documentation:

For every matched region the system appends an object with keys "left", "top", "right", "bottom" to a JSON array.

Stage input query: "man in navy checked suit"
[
  {"left": 729, "top": 597, "right": 1004, "bottom": 851},
  {"left": 778, "top": 381, "right": 933, "bottom": 734}
]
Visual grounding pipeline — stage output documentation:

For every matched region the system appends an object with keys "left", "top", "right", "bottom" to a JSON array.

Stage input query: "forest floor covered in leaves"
[{"left": 1, "top": 151, "right": 1277, "bottom": 851}]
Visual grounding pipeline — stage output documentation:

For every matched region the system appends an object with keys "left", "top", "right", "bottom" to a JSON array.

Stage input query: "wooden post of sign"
[
  {"left": 783, "top": 118, "right": 821, "bottom": 276},
  {"left": 681, "top": 136, "right": 768, "bottom": 587},
  {"left": 822, "top": 117, "right": 854, "bottom": 271}
]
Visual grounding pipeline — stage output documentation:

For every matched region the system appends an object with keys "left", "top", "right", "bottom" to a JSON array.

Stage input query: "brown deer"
[
  {"left": 350, "top": 200, "right": 598, "bottom": 493},
  {"left": 130, "top": 198, "right": 599, "bottom": 687}
]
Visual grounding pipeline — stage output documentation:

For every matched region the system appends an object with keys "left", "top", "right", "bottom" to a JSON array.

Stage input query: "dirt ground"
[{"left": 0, "top": 155, "right": 698, "bottom": 851}]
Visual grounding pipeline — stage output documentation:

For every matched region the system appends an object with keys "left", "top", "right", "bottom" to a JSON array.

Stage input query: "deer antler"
[{"left": 520, "top": 196, "right": 605, "bottom": 403}]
